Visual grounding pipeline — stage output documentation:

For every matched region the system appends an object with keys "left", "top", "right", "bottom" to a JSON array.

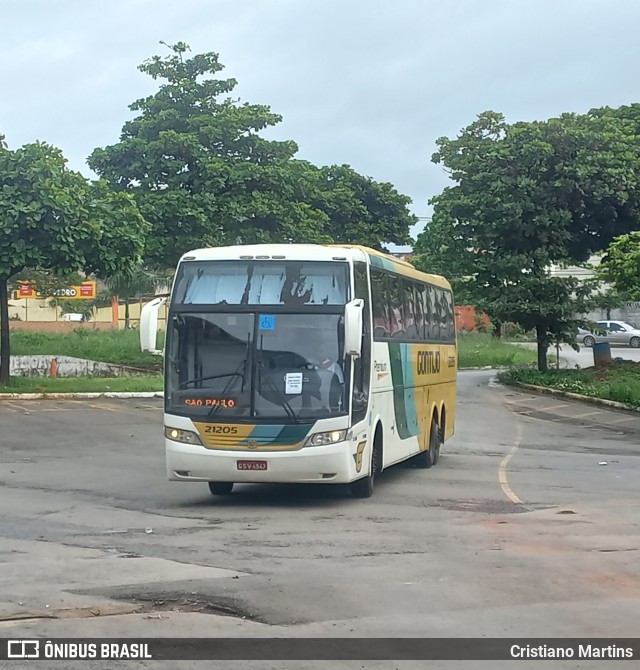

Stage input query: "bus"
[{"left": 140, "top": 244, "right": 456, "bottom": 499}]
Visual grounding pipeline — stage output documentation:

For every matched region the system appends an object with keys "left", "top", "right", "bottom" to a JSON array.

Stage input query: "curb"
[
  {"left": 508, "top": 380, "right": 640, "bottom": 414},
  {"left": 0, "top": 391, "right": 164, "bottom": 400}
]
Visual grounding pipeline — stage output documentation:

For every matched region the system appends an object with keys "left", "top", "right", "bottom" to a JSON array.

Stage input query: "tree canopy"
[
  {"left": 413, "top": 108, "right": 640, "bottom": 370},
  {"left": 0, "top": 140, "right": 148, "bottom": 382},
  {"left": 596, "top": 232, "right": 640, "bottom": 301},
  {"left": 89, "top": 42, "right": 415, "bottom": 266}
]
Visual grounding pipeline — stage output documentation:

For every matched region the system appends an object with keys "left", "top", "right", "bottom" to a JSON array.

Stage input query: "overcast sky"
[{"left": 3, "top": 0, "right": 640, "bottom": 245}]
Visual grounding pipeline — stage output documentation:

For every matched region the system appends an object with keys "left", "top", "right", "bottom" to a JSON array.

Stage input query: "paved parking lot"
[
  {"left": 1, "top": 373, "right": 639, "bottom": 669},
  {"left": 503, "top": 387, "right": 640, "bottom": 437}
]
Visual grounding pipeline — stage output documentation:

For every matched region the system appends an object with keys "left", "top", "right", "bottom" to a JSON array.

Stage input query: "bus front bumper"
[{"left": 166, "top": 439, "right": 357, "bottom": 484}]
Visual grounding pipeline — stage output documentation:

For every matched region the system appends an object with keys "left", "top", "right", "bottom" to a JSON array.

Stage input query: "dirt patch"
[
  {"left": 429, "top": 498, "right": 531, "bottom": 514},
  {"left": 114, "top": 593, "right": 264, "bottom": 622}
]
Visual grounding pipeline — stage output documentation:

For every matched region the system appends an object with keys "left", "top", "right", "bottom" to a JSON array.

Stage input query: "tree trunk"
[
  {"left": 536, "top": 323, "right": 548, "bottom": 373},
  {"left": 492, "top": 321, "right": 502, "bottom": 339},
  {"left": 124, "top": 297, "right": 130, "bottom": 330},
  {"left": 606, "top": 307, "right": 611, "bottom": 320},
  {"left": 0, "top": 277, "right": 11, "bottom": 384}
]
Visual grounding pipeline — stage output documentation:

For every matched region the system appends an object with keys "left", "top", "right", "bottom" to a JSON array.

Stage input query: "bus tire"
[
  {"left": 415, "top": 419, "right": 440, "bottom": 469},
  {"left": 351, "top": 434, "right": 381, "bottom": 499},
  {"left": 208, "top": 482, "right": 234, "bottom": 495},
  {"left": 432, "top": 420, "right": 441, "bottom": 465}
]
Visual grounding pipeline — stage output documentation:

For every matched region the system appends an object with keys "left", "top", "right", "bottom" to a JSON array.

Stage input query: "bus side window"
[
  {"left": 433, "top": 288, "right": 444, "bottom": 342},
  {"left": 388, "top": 275, "right": 403, "bottom": 338},
  {"left": 426, "top": 284, "right": 435, "bottom": 341},
  {"left": 414, "top": 283, "right": 426, "bottom": 342},
  {"left": 371, "top": 269, "right": 389, "bottom": 339},
  {"left": 352, "top": 261, "right": 370, "bottom": 424},
  {"left": 444, "top": 291, "right": 455, "bottom": 341}
]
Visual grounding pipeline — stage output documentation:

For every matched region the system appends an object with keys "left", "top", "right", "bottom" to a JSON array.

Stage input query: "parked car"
[{"left": 578, "top": 320, "right": 640, "bottom": 348}]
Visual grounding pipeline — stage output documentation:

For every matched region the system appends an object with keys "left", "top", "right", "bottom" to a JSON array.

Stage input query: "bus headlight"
[
  {"left": 304, "top": 430, "right": 347, "bottom": 447},
  {"left": 164, "top": 426, "right": 203, "bottom": 446}
]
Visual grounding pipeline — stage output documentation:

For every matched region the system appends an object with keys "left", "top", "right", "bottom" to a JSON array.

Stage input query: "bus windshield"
[
  {"left": 165, "top": 312, "right": 348, "bottom": 420},
  {"left": 172, "top": 260, "right": 348, "bottom": 306}
]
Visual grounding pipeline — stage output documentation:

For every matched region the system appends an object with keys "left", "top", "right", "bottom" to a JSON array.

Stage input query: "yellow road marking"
[
  {"left": 498, "top": 420, "right": 523, "bottom": 505},
  {"left": 572, "top": 410, "right": 603, "bottom": 418},
  {"left": 539, "top": 403, "right": 569, "bottom": 411},
  {"left": 609, "top": 416, "right": 636, "bottom": 424}
]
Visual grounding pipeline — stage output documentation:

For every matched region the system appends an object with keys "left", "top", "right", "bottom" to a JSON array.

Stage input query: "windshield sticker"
[
  {"left": 259, "top": 314, "right": 275, "bottom": 330},
  {"left": 284, "top": 372, "right": 303, "bottom": 395}
]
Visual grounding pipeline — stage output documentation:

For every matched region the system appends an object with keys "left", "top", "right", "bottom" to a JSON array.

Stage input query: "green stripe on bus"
[{"left": 389, "top": 343, "right": 413, "bottom": 440}]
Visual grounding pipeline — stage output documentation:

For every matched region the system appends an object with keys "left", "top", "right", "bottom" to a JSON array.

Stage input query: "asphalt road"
[{"left": 1, "top": 372, "right": 639, "bottom": 669}]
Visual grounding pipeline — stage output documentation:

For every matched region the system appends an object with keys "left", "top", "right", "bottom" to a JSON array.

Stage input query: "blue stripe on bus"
[{"left": 400, "top": 343, "right": 419, "bottom": 439}]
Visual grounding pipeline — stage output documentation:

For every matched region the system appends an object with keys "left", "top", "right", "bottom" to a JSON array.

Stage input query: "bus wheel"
[
  {"left": 432, "top": 421, "right": 441, "bottom": 465},
  {"left": 208, "top": 482, "right": 234, "bottom": 495},
  {"left": 415, "top": 420, "right": 440, "bottom": 469},
  {"left": 351, "top": 438, "right": 381, "bottom": 499}
]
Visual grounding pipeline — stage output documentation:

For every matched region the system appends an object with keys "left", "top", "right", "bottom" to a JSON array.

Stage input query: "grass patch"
[
  {"left": 8, "top": 329, "right": 163, "bottom": 371},
  {"left": 457, "top": 332, "right": 539, "bottom": 368},
  {"left": 500, "top": 363, "right": 640, "bottom": 408},
  {"left": 0, "top": 375, "right": 163, "bottom": 394}
]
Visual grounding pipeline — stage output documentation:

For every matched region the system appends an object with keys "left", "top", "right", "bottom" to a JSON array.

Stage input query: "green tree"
[
  {"left": 414, "top": 109, "right": 640, "bottom": 371},
  {"left": 102, "top": 265, "right": 168, "bottom": 329},
  {"left": 88, "top": 42, "right": 329, "bottom": 267},
  {"left": 595, "top": 232, "right": 640, "bottom": 302},
  {"left": 296, "top": 163, "right": 415, "bottom": 249},
  {"left": 412, "top": 210, "right": 478, "bottom": 305},
  {"left": 89, "top": 43, "right": 416, "bottom": 264},
  {"left": 0, "top": 140, "right": 148, "bottom": 383}
]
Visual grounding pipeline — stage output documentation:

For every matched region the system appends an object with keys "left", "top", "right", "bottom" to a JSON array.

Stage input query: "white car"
[{"left": 578, "top": 320, "right": 640, "bottom": 348}]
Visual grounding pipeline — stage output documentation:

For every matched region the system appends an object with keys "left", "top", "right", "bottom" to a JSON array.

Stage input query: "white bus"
[{"left": 141, "top": 244, "right": 456, "bottom": 498}]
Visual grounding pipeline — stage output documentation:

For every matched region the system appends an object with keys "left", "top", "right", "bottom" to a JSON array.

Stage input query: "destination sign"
[{"left": 182, "top": 397, "right": 237, "bottom": 408}]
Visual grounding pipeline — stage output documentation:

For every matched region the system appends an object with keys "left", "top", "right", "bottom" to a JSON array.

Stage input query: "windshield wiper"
[
  {"left": 179, "top": 372, "right": 243, "bottom": 389},
  {"left": 256, "top": 361, "right": 301, "bottom": 423},
  {"left": 207, "top": 331, "right": 251, "bottom": 419},
  {"left": 257, "top": 334, "right": 300, "bottom": 423},
  {"left": 204, "top": 362, "right": 246, "bottom": 418}
]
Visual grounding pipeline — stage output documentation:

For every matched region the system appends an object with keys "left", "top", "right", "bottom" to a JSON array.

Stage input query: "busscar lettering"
[{"left": 417, "top": 350, "right": 441, "bottom": 375}]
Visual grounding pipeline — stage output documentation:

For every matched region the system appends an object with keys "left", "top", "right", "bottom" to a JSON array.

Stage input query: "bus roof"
[
  {"left": 179, "top": 243, "right": 451, "bottom": 290},
  {"left": 330, "top": 245, "right": 451, "bottom": 289}
]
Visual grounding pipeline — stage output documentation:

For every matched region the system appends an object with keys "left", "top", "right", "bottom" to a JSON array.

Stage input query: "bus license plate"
[{"left": 237, "top": 460, "right": 267, "bottom": 471}]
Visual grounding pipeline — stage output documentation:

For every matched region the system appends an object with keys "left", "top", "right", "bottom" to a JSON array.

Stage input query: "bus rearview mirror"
[
  {"left": 344, "top": 299, "right": 364, "bottom": 357},
  {"left": 140, "top": 297, "right": 167, "bottom": 355}
]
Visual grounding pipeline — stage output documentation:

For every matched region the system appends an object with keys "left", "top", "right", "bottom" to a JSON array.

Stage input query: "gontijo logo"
[{"left": 417, "top": 350, "right": 441, "bottom": 375}]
